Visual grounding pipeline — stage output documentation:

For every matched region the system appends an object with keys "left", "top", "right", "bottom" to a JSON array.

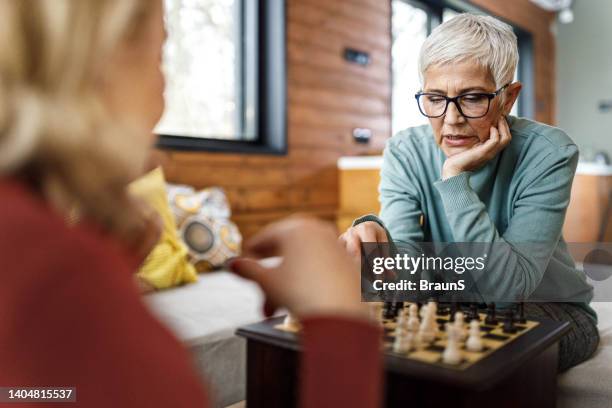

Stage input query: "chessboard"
[
  {"left": 274, "top": 301, "right": 538, "bottom": 371},
  {"left": 237, "top": 302, "right": 570, "bottom": 408}
]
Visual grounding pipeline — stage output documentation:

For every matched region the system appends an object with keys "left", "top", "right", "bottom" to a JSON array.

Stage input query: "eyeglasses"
[{"left": 415, "top": 83, "right": 510, "bottom": 119}]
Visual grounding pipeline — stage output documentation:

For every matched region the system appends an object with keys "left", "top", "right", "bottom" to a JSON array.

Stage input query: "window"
[
  {"left": 156, "top": 0, "right": 287, "bottom": 154},
  {"left": 392, "top": 1, "right": 430, "bottom": 134},
  {"left": 391, "top": 0, "right": 535, "bottom": 136}
]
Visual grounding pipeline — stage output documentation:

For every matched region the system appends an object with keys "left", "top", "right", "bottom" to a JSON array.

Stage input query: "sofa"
[
  {"left": 144, "top": 272, "right": 264, "bottom": 407},
  {"left": 143, "top": 271, "right": 612, "bottom": 408},
  {"left": 558, "top": 302, "right": 612, "bottom": 408}
]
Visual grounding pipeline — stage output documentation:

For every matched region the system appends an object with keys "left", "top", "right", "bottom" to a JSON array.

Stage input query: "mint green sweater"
[{"left": 360, "top": 116, "right": 595, "bottom": 320}]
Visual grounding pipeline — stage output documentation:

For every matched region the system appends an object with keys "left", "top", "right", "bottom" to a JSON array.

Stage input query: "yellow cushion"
[{"left": 128, "top": 167, "right": 198, "bottom": 289}]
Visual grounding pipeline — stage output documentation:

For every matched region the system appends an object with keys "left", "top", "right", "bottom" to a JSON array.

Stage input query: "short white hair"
[{"left": 418, "top": 13, "right": 519, "bottom": 88}]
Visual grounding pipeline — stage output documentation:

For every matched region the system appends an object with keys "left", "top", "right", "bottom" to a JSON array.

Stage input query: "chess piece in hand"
[{"left": 228, "top": 217, "right": 368, "bottom": 321}]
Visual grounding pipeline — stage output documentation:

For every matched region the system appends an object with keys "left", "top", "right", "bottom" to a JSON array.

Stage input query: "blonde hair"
[
  {"left": 419, "top": 13, "right": 519, "bottom": 89},
  {"left": 0, "top": 0, "right": 154, "bottom": 243}
]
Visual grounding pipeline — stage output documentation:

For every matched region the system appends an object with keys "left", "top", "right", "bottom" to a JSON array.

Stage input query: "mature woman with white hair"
[{"left": 341, "top": 13, "right": 599, "bottom": 371}]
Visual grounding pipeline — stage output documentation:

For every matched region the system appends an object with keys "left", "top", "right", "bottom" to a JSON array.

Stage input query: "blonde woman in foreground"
[{"left": 0, "top": 1, "right": 382, "bottom": 407}]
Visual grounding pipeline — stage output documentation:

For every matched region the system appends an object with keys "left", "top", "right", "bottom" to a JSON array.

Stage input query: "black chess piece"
[
  {"left": 437, "top": 304, "right": 449, "bottom": 316},
  {"left": 383, "top": 302, "right": 394, "bottom": 319},
  {"left": 502, "top": 308, "right": 517, "bottom": 334},
  {"left": 485, "top": 302, "right": 498, "bottom": 325},
  {"left": 392, "top": 302, "right": 402, "bottom": 318},
  {"left": 449, "top": 302, "right": 458, "bottom": 322},
  {"left": 518, "top": 302, "right": 527, "bottom": 324},
  {"left": 394, "top": 302, "right": 403, "bottom": 317},
  {"left": 469, "top": 303, "right": 480, "bottom": 322},
  {"left": 389, "top": 302, "right": 397, "bottom": 318},
  {"left": 464, "top": 305, "right": 472, "bottom": 323}
]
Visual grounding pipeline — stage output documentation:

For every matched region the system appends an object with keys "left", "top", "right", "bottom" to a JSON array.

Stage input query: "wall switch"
[
  {"left": 344, "top": 48, "right": 371, "bottom": 66},
  {"left": 353, "top": 128, "right": 372, "bottom": 144}
]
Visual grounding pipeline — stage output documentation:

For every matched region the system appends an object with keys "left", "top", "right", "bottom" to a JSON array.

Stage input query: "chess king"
[{"left": 339, "top": 13, "right": 599, "bottom": 372}]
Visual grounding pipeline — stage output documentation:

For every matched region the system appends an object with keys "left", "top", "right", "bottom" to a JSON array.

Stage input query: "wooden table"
[{"left": 237, "top": 316, "right": 570, "bottom": 408}]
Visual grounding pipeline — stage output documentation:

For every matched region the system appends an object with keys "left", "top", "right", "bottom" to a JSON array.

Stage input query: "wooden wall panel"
[
  {"left": 155, "top": 0, "right": 390, "bottom": 239},
  {"left": 564, "top": 175, "right": 612, "bottom": 242},
  {"left": 154, "top": 0, "right": 557, "bottom": 240}
]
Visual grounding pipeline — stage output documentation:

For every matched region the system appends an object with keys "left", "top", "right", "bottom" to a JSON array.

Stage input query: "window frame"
[
  {"left": 392, "top": 0, "right": 535, "bottom": 120},
  {"left": 156, "top": 0, "right": 287, "bottom": 155}
]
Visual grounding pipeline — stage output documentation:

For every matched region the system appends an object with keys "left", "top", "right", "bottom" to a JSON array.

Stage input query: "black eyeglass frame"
[{"left": 414, "top": 83, "right": 511, "bottom": 119}]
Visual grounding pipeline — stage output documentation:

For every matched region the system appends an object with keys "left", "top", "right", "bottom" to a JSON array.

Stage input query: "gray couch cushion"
[
  {"left": 144, "top": 272, "right": 264, "bottom": 408},
  {"left": 558, "top": 302, "right": 612, "bottom": 408}
]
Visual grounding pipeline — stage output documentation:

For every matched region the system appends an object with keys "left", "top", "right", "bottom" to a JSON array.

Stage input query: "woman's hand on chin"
[{"left": 442, "top": 116, "right": 512, "bottom": 180}]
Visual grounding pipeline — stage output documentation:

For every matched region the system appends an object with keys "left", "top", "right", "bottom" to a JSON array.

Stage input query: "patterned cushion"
[{"left": 168, "top": 185, "right": 241, "bottom": 272}]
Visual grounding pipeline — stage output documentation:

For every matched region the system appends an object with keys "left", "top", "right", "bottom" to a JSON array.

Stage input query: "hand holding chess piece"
[{"left": 228, "top": 217, "right": 368, "bottom": 320}]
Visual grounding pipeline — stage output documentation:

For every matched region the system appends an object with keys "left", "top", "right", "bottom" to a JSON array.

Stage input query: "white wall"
[{"left": 556, "top": 0, "right": 612, "bottom": 160}]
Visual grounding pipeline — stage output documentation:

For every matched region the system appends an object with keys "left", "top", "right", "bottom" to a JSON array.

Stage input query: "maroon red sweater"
[{"left": 0, "top": 179, "right": 383, "bottom": 408}]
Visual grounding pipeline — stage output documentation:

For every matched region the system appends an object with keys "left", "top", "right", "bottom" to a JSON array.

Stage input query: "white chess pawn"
[
  {"left": 453, "top": 311, "right": 467, "bottom": 341},
  {"left": 427, "top": 303, "right": 439, "bottom": 335},
  {"left": 409, "top": 303, "right": 418, "bottom": 316},
  {"left": 442, "top": 324, "right": 462, "bottom": 365},
  {"left": 283, "top": 313, "right": 300, "bottom": 330},
  {"left": 418, "top": 307, "right": 437, "bottom": 343},
  {"left": 418, "top": 326, "right": 435, "bottom": 344},
  {"left": 393, "top": 330, "right": 413, "bottom": 354},
  {"left": 397, "top": 308, "right": 409, "bottom": 329},
  {"left": 427, "top": 300, "right": 437, "bottom": 316},
  {"left": 407, "top": 303, "right": 420, "bottom": 333},
  {"left": 466, "top": 320, "right": 483, "bottom": 352},
  {"left": 419, "top": 303, "right": 428, "bottom": 319},
  {"left": 407, "top": 312, "right": 420, "bottom": 333}
]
